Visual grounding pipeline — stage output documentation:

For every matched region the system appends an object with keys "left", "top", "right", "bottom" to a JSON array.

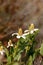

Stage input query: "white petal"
[
  {"left": 16, "top": 35, "right": 26, "bottom": 39},
  {"left": 22, "top": 33, "right": 29, "bottom": 39},
  {"left": 16, "top": 36, "right": 21, "bottom": 39},
  {"left": 7, "top": 45, "right": 9, "bottom": 48},
  {"left": 22, "top": 36, "right": 26, "bottom": 39},
  {"left": 30, "top": 29, "right": 39, "bottom": 34},
  {"left": 7, "top": 43, "right": 10, "bottom": 48},
  {"left": 23, "top": 33, "right": 29, "bottom": 36},
  {"left": 12, "top": 33, "right": 18, "bottom": 36},
  {"left": 7, "top": 44, "right": 13, "bottom": 48},
  {"left": 30, "top": 30, "right": 34, "bottom": 34},
  {"left": 24, "top": 30, "right": 29, "bottom": 33},
  {"left": 0, "top": 51, "right": 4, "bottom": 55},
  {"left": 11, "top": 44, "right": 13, "bottom": 46},
  {"left": 1, "top": 52, "right": 3, "bottom": 55},
  {"left": 34, "top": 29, "right": 39, "bottom": 31},
  {"left": 8, "top": 42, "right": 10, "bottom": 46}
]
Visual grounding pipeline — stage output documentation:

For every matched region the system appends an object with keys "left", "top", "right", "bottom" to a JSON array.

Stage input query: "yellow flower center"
[
  {"left": 0, "top": 46, "right": 3, "bottom": 51},
  {"left": 29, "top": 24, "right": 34, "bottom": 31},
  {"left": 18, "top": 28, "right": 23, "bottom": 36}
]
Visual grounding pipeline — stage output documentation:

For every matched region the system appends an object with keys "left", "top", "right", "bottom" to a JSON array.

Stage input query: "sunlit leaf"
[
  {"left": 13, "top": 62, "right": 19, "bottom": 65},
  {"left": 40, "top": 43, "right": 43, "bottom": 56},
  {"left": 26, "top": 56, "right": 33, "bottom": 65}
]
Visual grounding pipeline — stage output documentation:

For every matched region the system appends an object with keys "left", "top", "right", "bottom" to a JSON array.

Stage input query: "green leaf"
[
  {"left": 4, "top": 47, "right": 9, "bottom": 57},
  {"left": 19, "top": 37, "right": 25, "bottom": 43},
  {"left": 33, "top": 53, "right": 36, "bottom": 61},
  {"left": 9, "top": 47, "right": 14, "bottom": 54},
  {"left": 7, "top": 56, "right": 11, "bottom": 64},
  {"left": 40, "top": 43, "right": 43, "bottom": 56},
  {"left": 13, "top": 62, "right": 19, "bottom": 65},
  {"left": 26, "top": 56, "right": 33, "bottom": 65},
  {"left": 14, "top": 52, "right": 21, "bottom": 61}
]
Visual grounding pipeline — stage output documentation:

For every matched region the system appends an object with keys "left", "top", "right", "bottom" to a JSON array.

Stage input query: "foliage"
[
  {"left": 0, "top": 24, "right": 41, "bottom": 65},
  {"left": 39, "top": 43, "right": 43, "bottom": 56}
]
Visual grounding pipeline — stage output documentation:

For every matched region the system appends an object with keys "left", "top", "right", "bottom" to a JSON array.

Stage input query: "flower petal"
[
  {"left": 24, "top": 30, "right": 29, "bottom": 33},
  {"left": 1, "top": 52, "right": 3, "bottom": 55},
  {"left": 11, "top": 44, "right": 13, "bottom": 46},
  {"left": 23, "top": 32, "right": 29, "bottom": 36},
  {"left": 22, "top": 35, "right": 26, "bottom": 39},
  {"left": 34, "top": 29, "right": 39, "bottom": 31},
  {"left": 30, "top": 29, "right": 39, "bottom": 34},
  {"left": 30, "top": 30, "right": 33, "bottom": 34},
  {"left": 0, "top": 50, "right": 5, "bottom": 55},
  {"left": 7, "top": 44, "right": 13, "bottom": 48},
  {"left": 12, "top": 33, "right": 18, "bottom": 36},
  {"left": 16, "top": 36, "right": 21, "bottom": 39},
  {"left": 7, "top": 45, "right": 9, "bottom": 48}
]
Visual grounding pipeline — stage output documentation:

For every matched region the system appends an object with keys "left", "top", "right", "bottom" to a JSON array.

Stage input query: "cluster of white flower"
[
  {"left": 0, "top": 40, "right": 13, "bottom": 55},
  {"left": 12, "top": 24, "right": 39, "bottom": 39},
  {"left": 0, "top": 24, "right": 39, "bottom": 56}
]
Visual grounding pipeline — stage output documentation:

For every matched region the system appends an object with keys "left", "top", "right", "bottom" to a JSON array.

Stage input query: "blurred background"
[{"left": 0, "top": 0, "right": 43, "bottom": 41}]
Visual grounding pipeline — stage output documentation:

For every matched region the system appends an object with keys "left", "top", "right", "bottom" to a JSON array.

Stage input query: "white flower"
[
  {"left": 12, "top": 26, "right": 39, "bottom": 39},
  {"left": 24, "top": 23, "right": 39, "bottom": 34},
  {"left": 12, "top": 32, "right": 26, "bottom": 39},
  {"left": 0, "top": 46, "right": 5, "bottom": 55},
  {"left": 24, "top": 29, "right": 39, "bottom": 34},
  {"left": 7, "top": 40, "right": 13, "bottom": 48},
  {"left": 16, "top": 34, "right": 25, "bottom": 39},
  {"left": 30, "top": 29, "right": 39, "bottom": 34},
  {"left": 12, "top": 28, "right": 27, "bottom": 39}
]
